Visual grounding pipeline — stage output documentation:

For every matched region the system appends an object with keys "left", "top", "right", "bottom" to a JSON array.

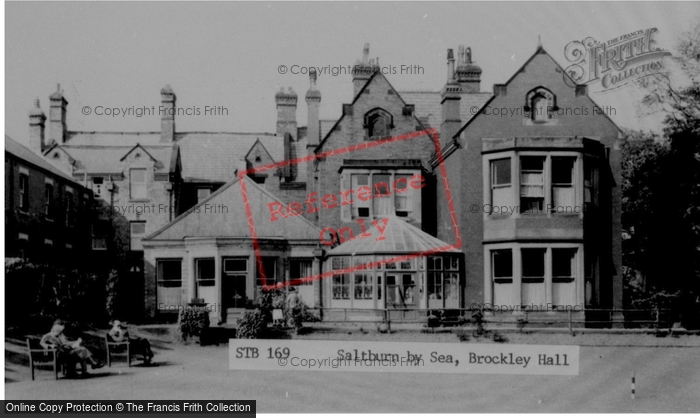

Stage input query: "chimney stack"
[
  {"left": 352, "top": 43, "right": 378, "bottom": 97},
  {"left": 455, "top": 45, "right": 482, "bottom": 94},
  {"left": 305, "top": 69, "right": 321, "bottom": 149},
  {"left": 160, "top": 85, "right": 176, "bottom": 142},
  {"left": 441, "top": 49, "right": 462, "bottom": 147},
  {"left": 29, "top": 98, "right": 47, "bottom": 154},
  {"left": 276, "top": 86, "right": 298, "bottom": 138},
  {"left": 48, "top": 84, "right": 68, "bottom": 146}
]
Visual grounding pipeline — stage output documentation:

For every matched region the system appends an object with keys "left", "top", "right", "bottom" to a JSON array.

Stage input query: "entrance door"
[
  {"left": 222, "top": 258, "right": 248, "bottom": 313},
  {"left": 386, "top": 274, "right": 417, "bottom": 309}
]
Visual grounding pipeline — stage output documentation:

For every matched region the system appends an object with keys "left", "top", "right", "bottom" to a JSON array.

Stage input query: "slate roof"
[
  {"left": 45, "top": 130, "right": 285, "bottom": 184},
  {"left": 65, "top": 131, "right": 162, "bottom": 147},
  {"left": 5, "top": 135, "right": 77, "bottom": 183},
  {"left": 175, "top": 132, "right": 282, "bottom": 183},
  {"left": 55, "top": 144, "right": 174, "bottom": 174},
  {"left": 327, "top": 216, "right": 459, "bottom": 255},
  {"left": 399, "top": 91, "right": 493, "bottom": 129},
  {"left": 144, "top": 176, "right": 321, "bottom": 242},
  {"left": 319, "top": 120, "right": 336, "bottom": 142}
]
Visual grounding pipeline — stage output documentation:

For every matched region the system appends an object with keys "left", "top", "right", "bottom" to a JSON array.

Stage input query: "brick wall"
[{"left": 437, "top": 50, "right": 623, "bottom": 308}]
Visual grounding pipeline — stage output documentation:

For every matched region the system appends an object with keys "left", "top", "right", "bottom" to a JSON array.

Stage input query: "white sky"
[{"left": 6, "top": 2, "right": 699, "bottom": 146}]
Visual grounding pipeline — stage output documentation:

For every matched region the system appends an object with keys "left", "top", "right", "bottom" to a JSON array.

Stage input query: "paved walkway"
[{"left": 6, "top": 333, "right": 700, "bottom": 412}]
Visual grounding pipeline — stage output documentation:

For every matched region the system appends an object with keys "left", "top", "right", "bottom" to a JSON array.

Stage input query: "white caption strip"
[{"left": 230, "top": 340, "right": 579, "bottom": 375}]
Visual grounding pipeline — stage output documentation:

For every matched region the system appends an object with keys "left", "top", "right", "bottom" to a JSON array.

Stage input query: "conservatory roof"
[{"left": 326, "top": 216, "right": 459, "bottom": 256}]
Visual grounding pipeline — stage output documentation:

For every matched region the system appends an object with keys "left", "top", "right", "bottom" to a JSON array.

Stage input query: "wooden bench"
[
  {"left": 105, "top": 334, "right": 131, "bottom": 367},
  {"left": 26, "top": 338, "right": 62, "bottom": 380}
]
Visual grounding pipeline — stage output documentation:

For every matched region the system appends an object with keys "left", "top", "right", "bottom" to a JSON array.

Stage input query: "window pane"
[
  {"left": 492, "top": 158, "right": 511, "bottom": 186},
  {"left": 224, "top": 259, "right": 247, "bottom": 272},
  {"left": 373, "top": 174, "right": 392, "bottom": 216},
  {"left": 351, "top": 174, "right": 371, "bottom": 218},
  {"left": 522, "top": 249, "right": 545, "bottom": 281},
  {"left": 448, "top": 256, "right": 459, "bottom": 271},
  {"left": 492, "top": 250, "right": 512, "bottom": 279},
  {"left": 257, "top": 258, "right": 276, "bottom": 279},
  {"left": 553, "top": 249, "right": 576, "bottom": 279},
  {"left": 290, "top": 259, "right": 313, "bottom": 285},
  {"left": 445, "top": 273, "right": 459, "bottom": 300},
  {"left": 131, "top": 222, "right": 146, "bottom": 235},
  {"left": 130, "top": 169, "right": 147, "bottom": 199},
  {"left": 521, "top": 157, "right": 544, "bottom": 171},
  {"left": 197, "top": 259, "right": 215, "bottom": 280},
  {"left": 552, "top": 158, "right": 574, "bottom": 184},
  {"left": 131, "top": 168, "right": 146, "bottom": 183},
  {"left": 394, "top": 175, "right": 413, "bottom": 217},
  {"left": 428, "top": 272, "right": 442, "bottom": 300},
  {"left": 158, "top": 260, "right": 182, "bottom": 285}
]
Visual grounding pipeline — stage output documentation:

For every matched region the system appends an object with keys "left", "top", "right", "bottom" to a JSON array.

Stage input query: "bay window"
[
  {"left": 486, "top": 152, "right": 585, "bottom": 217},
  {"left": 343, "top": 170, "right": 421, "bottom": 221},
  {"left": 488, "top": 245, "right": 582, "bottom": 310}
]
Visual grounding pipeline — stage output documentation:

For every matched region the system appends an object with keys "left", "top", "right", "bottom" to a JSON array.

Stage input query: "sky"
[{"left": 5, "top": 2, "right": 699, "bottom": 146}]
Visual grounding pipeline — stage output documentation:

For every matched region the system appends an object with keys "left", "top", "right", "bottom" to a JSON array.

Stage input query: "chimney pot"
[{"left": 160, "top": 85, "right": 176, "bottom": 142}]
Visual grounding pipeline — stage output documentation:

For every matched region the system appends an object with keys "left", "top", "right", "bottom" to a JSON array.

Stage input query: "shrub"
[
  {"left": 178, "top": 307, "right": 210, "bottom": 342},
  {"left": 492, "top": 331, "right": 508, "bottom": 343},
  {"left": 286, "top": 302, "right": 319, "bottom": 329},
  {"left": 236, "top": 309, "right": 268, "bottom": 339},
  {"left": 455, "top": 328, "right": 471, "bottom": 342}
]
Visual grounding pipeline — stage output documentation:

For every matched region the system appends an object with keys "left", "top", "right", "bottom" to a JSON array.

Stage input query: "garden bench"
[
  {"left": 104, "top": 334, "right": 131, "bottom": 367},
  {"left": 26, "top": 338, "right": 63, "bottom": 380}
]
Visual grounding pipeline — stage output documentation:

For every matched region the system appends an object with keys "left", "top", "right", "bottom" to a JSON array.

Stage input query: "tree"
[{"left": 624, "top": 17, "right": 700, "bottom": 328}]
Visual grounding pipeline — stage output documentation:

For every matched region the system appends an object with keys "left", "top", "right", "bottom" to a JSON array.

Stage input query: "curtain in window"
[{"left": 373, "top": 174, "right": 392, "bottom": 216}]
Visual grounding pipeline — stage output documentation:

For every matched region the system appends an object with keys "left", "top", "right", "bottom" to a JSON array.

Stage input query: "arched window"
[
  {"left": 532, "top": 94, "right": 548, "bottom": 122},
  {"left": 364, "top": 108, "right": 393, "bottom": 139},
  {"left": 525, "top": 87, "right": 556, "bottom": 123}
]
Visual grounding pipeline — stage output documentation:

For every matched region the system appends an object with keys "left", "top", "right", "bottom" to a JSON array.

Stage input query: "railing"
[{"left": 307, "top": 307, "right": 696, "bottom": 331}]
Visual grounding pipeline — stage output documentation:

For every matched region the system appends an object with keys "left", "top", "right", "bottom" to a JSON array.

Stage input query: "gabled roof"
[
  {"left": 5, "top": 136, "right": 77, "bottom": 183},
  {"left": 144, "top": 176, "right": 321, "bottom": 242},
  {"left": 244, "top": 138, "right": 275, "bottom": 164},
  {"left": 327, "top": 216, "right": 459, "bottom": 256},
  {"left": 453, "top": 46, "right": 624, "bottom": 140},
  {"left": 119, "top": 143, "right": 159, "bottom": 162},
  {"left": 43, "top": 143, "right": 77, "bottom": 164},
  {"left": 314, "top": 71, "right": 432, "bottom": 152}
]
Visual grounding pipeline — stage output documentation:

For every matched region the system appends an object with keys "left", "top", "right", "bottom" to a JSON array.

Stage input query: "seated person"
[
  {"left": 40, "top": 320, "right": 103, "bottom": 376},
  {"left": 108, "top": 320, "right": 154, "bottom": 364}
]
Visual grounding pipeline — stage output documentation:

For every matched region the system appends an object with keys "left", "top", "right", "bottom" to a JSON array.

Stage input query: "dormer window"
[
  {"left": 525, "top": 87, "right": 556, "bottom": 123},
  {"left": 364, "top": 108, "right": 393, "bottom": 139}
]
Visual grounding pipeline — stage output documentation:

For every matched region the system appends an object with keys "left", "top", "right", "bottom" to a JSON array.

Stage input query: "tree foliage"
[{"left": 624, "top": 17, "right": 700, "bottom": 327}]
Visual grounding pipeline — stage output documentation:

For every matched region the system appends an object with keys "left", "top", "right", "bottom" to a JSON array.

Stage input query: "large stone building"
[
  {"left": 435, "top": 45, "right": 623, "bottom": 323},
  {"left": 27, "top": 43, "right": 623, "bottom": 326}
]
